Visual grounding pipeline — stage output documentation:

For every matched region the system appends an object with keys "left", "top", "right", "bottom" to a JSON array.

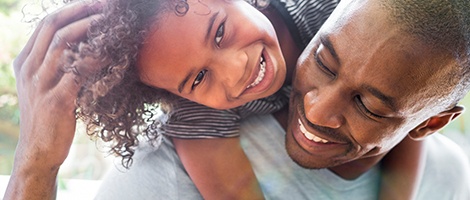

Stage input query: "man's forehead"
[
  {"left": 319, "top": 0, "right": 379, "bottom": 31},
  {"left": 310, "top": 20, "right": 453, "bottom": 115}
]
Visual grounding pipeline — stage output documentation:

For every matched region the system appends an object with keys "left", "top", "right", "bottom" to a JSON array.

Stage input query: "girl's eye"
[
  {"left": 354, "top": 96, "right": 385, "bottom": 119},
  {"left": 215, "top": 22, "right": 225, "bottom": 46},
  {"left": 192, "top": 69, "right": 207, "bottom": 90}
]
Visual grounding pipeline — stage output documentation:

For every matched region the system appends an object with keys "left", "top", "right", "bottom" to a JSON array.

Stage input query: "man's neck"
[
  {"left": 273, "top": 105, "right": 289, "bottom": 130},
  {"left": 328, "top": 154, "right": 387, "bottom": 180}
]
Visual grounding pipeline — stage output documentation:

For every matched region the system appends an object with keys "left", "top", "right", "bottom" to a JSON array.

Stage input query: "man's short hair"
[{"left": 381, "top": 0, "right": 470, "bottom": 107}]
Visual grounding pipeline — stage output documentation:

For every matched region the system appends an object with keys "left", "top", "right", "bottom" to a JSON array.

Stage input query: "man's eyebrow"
[
  {"left": 205, "top": 12, "right": 219, "bottom": 44},
  {"left": 178, "top": 71, "right": 193, "bottom": 94},
  {"left": 320, "top": 35, "right": 340, "bottom": 63},
  {"left": 363, "top": 85, "right": 397, "bottom": 112}
]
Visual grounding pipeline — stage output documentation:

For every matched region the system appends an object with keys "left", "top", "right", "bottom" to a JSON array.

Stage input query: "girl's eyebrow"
[
  {"left": 179, "top": 12, "right": 220, "bottom": 94},
  {"left": 205, "top": 11, "right": 219, "bottom": 44}
]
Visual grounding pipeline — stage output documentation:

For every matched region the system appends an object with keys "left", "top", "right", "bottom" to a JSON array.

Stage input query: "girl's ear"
[{"left": 408, "top": 106, "right": 465, "bottom": 140}]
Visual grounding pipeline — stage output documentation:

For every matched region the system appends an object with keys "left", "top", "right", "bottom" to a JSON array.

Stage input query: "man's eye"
[
  {"left": 192, "top": 69, "right": 207, "bottom": 89},
  {"left": 354, "top": 96, "right": 385, "bottom": 119},
  {"left": 215, "top": 22, "right": 225, "bottom": 46},
  {"left": 314, "top": 51, "right": 335, "bottom": 78}
]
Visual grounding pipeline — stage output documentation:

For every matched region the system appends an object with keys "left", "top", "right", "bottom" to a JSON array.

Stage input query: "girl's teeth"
[{"left": 247, "top": 55, "right": 266, "bottom": 89}]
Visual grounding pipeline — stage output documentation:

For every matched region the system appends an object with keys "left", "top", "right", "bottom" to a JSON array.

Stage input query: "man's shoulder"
[
  {"left": 424, "top": 133, "right": 469, "bottom": 173},
  {"left": 417, "top": 133, "right": 470, "bottom": 199},
  {"left": 425, "top": 133, "right": 469, "bottom": 164}
]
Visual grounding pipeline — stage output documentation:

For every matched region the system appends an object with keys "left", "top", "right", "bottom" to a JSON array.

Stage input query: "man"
[
  {"left": 270, "top": 0, "right": 470, "bottom": 198},
  {"left": 5, "top": 0, "right": 470, "bottom": 199},
  {"left": 96, "top": 0, "right": 470, "bottom": 199}
]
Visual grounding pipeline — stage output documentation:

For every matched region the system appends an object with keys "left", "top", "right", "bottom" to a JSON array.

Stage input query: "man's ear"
[{"left": 408, "top": 106, "right": 465, "bottom": 140}]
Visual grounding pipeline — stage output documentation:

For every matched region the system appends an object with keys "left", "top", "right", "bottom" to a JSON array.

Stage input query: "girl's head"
[
  {"left": 137, "top": 0, "right": 286, "bottom": 110},
  {"left": 71, "top": 0, "right": 284, "bottom": 166}
]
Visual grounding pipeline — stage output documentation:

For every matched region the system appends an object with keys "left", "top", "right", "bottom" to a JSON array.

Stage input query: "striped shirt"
[{"left": 160, "top": 0, "right": 339, "bottom": 139}]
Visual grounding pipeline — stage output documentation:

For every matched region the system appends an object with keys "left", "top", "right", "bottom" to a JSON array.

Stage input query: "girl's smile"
[{"left": 137, "top": 0, "right": 286, "bottom": 109}]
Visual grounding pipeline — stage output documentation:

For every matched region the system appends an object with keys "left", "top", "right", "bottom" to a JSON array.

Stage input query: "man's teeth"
[
  {"left": 298, "top": 119, "right": 329, "bottom": 143},
  {"left": 247, "top": 55, "right": 266, "bottom": 89}
]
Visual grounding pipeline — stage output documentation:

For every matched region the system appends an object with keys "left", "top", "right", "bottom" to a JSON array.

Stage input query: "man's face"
[{"left": 286, "top": 0, "right": 452, "bottom": 169}]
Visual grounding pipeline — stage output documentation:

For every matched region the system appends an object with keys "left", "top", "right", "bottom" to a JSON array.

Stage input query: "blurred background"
[
  {"left": 1, "top": 0, "right": 470, "bottom": 198},
  {"left": 0, "top": 0, "right": 114, "bottom": 198}
]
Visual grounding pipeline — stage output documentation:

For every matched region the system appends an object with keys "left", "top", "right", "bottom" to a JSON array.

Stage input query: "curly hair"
[
  {"left": 62, "top": 0, "right": 272, "bottom": 168},
  {"left": 64, "top": 0, "right": 180, "bottom": 168}
]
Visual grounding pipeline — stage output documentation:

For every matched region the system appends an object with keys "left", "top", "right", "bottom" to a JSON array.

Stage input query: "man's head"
[{"left": 286, "top": 0, "right": 470, "bottom": 171}]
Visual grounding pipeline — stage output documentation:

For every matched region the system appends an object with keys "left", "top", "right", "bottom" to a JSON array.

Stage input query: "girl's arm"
[
  {"left": 163, "top": 89, "right": 285, "bottom": 200},
  {"left": 172, "top": 137, "right": 264, "bottom": 200},
  {"left": 379, "top": 137, "right": 426, "bottom": 200}
]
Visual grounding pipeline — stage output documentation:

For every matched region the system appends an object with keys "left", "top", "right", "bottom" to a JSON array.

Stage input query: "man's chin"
[
  {"left": 285, "top": 134, "right": 340, "bottom": 169},
  {"left": 286, "top": 150, "right": 325, "bottom": 169}
]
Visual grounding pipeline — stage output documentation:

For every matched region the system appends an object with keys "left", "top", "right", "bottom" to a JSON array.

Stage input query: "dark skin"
[
  {"left": 4, "top": 1, "right": 105, "bottom": 199},
  {"left": 174, "top": 3, "right": 425, "bottom": 200},
  {"left": 171, "top": 5, "right": 301, "bottom": 199},
  {"left": 283, "top": 1, "right": 464, "bottom": 199},
  {"left": 273, "top": 101, "right": 425, "bottom": 199},
  {"left": 5, "top": 1, "right": 426, "bottom": 199}
]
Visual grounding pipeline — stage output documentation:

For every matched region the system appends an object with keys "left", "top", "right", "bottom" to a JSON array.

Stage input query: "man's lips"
[
  {"left": 292, "top": 115, "right": 350, "bottom": 158},
  {"left": 295, "top": 105, "right": 349, "bottom": 145},
  {"left": 298, "top": 119, "right": 330, "bottom": 143}
]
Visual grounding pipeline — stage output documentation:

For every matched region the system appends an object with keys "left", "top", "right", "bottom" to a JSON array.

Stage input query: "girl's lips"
[
  {"left": 246, "top": 54, "right": 266, "bottom": 89},
  {"left": 242, "top": 49, "right": 276, "bottom": 95}
]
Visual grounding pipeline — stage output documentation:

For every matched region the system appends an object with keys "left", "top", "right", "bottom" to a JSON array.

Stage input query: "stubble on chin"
[{"left": 285, "top": 134, "right": 326, "bottom": 169}]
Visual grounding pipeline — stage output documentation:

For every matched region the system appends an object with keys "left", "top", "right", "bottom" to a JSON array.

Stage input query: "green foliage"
[
  {"left": 442, "top": 94, "right": 470, "bottom": 134},
  {"left": 0, "top": 0, "right": 25, "bottom": 175},
  {"left": 0, "top": 0, "right": 19, "bottom": 16}
]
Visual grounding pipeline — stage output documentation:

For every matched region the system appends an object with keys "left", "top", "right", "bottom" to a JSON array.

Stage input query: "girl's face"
[{"left": 137, "top": 0, "right": 286, "bottom": 109}]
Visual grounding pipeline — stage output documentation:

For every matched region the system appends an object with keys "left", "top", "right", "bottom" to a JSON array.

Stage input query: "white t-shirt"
[{"left": 95, "top": 114, "right": 470, "bottom": 199}]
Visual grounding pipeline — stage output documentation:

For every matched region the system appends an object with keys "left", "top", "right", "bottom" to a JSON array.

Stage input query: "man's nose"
[{"left": 303, "top": 89, "right": 345, "bottom": 129}]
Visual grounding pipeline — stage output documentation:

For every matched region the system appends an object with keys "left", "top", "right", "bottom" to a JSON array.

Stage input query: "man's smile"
[
  {"left": 298, "top": 119, "right": 330, "bottom": 143},
  {"left": 289, "top": 101, "right": 351, "bottom": 159}
]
